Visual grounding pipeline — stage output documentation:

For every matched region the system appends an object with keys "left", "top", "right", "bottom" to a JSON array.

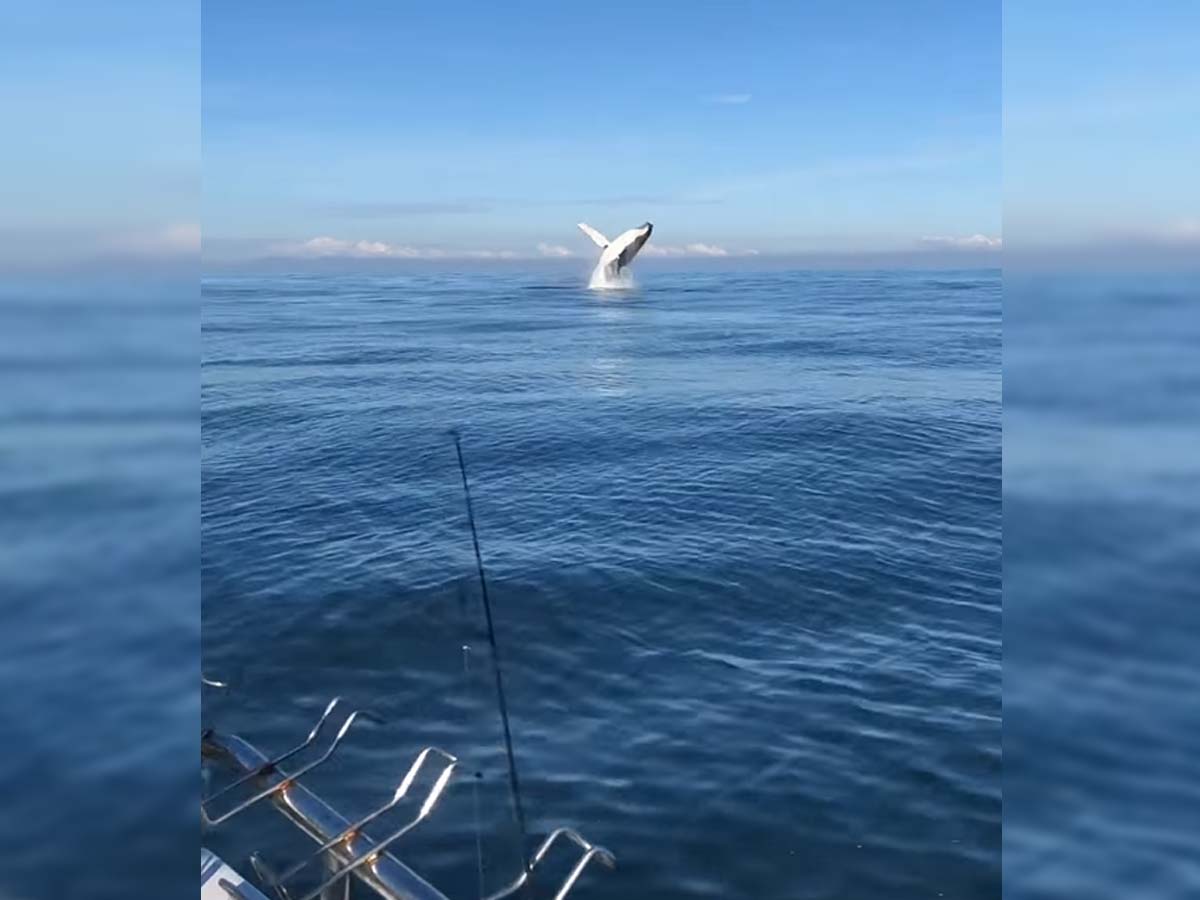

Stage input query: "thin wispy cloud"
[
  {"left": 265, "top": 236, "right": 760, "bottom": 261},
  {"left": 919, "top": 234, "right": 1002, "bottom": 250},
  {"left": 1097, "top": 219, "right": 1200, "bottom": 246},
  {"left": 1170, "top": 219, "right": 1200, "bottom": 239},
  {"left": 280, "top": 236, "right": 520, "bottom": 259},
  {"left": 0, "top": 222, "right": 201, "bottom": 268},
  {"left": 94, "top": 223, "right": 200, "bottom": 258},
  {"left": 577, "top": 195, "right": 723, "bottom": 207},
  {"left": 79, "top": 223, "right": 200, "bottom": 257},
  {"left": 641, "top": 243, "right": 759, "bottom": 258},
  {"left": 317, "top": 195, "right": 722, "bottom": 217},
  {"left": 704, "top": 93, "right": 752, "bottom": 105},
  {"left": 318, "top": 201, "right": 492, "bottom": 217},
  {"left": 692, "top": 141, "right": 994, "bottom": 202}
]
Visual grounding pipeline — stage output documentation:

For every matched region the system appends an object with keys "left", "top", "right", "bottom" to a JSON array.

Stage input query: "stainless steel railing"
[
  {"left": 201, "top": 695, "right": 614, "bottom": 900},
  {"left": 204, "top": 727, "right": 453, "bottom": 900}
]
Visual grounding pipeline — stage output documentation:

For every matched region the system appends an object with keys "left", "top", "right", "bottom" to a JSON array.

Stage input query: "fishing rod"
[{"left": 450, "top": 430, "right": 533, "bottom": 890}]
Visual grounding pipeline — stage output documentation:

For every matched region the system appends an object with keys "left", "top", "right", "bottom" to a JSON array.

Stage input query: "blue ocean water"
[
  {"left": 1004, "top": 272, "right": 1200, "bottom": 899},
  {"left": 13, "top": 268, "right": 1199, "bottom": 900},
  {"left": 201, "top": 268, "right": 1000, "bottom": 899},
  {"left": 0, "top": 276, "right": 197, "bottom": 899}
]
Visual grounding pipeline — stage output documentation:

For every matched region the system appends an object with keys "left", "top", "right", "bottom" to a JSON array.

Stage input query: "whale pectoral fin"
[{"left": 578, "top": 223, "right": 610, "bottom": 249}]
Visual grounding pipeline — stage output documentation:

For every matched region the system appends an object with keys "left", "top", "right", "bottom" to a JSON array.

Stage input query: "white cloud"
[
  {"left": 462, "top": 249, "right": 521, "bottom": 259},
  {"left": 296, "top": 236, "right": 419, "bottom": 257},
  {"left": 705, "top": 93, "right": 752, "bottom": 105},
  {"left": 1159, "top": 219, "right": 1200, "bottom": 242},
  {"left": 642, "top": 242, "right": 758, "bottom": 258},
  {"left": 101, "top": 222, "right": 200, "bottom": 257},
  {"left": 274, "top": 237, "right": 526, "bottom": 259},
  {"left": 160, "top": 223, "right": 201, "bottom": 251},
  {"left": 919, "top": 234, "right": 1002, "bottom": 250},
  {"left": 1076, "top": 219, "right": 1200, "bottom": 248},
  {"left": 266, "top": 236, "right": 759, "bottom": 262},
  {"left": 687, "top": 243, "right": 729, "bottom": 257}
]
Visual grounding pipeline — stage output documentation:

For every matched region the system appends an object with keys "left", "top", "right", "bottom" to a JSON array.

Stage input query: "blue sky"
[
  {"left": 5, "top": 1, "right": 1195, "bottom": 269},
  {"left": 202, "top": 0, "right": 1001, "bottom": 262},
  {"left": 1004, "top": 0, "right": 1200, "bottom": 253},
  {"left": 0, "top": 1, "right": 197, "bottom": 267}
]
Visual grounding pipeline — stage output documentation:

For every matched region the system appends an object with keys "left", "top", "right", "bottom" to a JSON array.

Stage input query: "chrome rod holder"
[
  {"left": 205, "top": 731, "right": 452, "bottom": 900},
  {"left": 266, "top": 747, "right": 457, "bottom": 894},
  {"left": 203, "top": 705, "right": 375, "bottom": 827},
  {"left": 483, "top": 827, "right": 617, "bottom": 900},
  {"left": 205, "top": 698, "right": 343, "bottom": 808},
  {"left": 292, "top": 749, "right": 458, "bottom": 900},
  {"left": 203, "top": 713, "right": 615, "bottom": 900}
]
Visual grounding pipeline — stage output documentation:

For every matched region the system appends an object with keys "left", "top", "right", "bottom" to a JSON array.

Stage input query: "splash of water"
[{"left": 588, "top": 265, "right": 635, "bottom": 291}]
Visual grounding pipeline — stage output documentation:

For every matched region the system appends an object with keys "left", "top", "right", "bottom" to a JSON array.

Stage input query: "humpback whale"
[{"left": 578, "top": 221, "right": 653, "bottom": 288}]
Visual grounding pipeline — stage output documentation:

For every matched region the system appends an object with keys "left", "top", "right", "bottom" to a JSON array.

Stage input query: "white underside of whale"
[{"left": 578, "top": 222, "right": 653, "bottom": 289}]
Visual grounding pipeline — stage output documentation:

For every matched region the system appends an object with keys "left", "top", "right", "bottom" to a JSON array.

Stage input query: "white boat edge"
[{"left": 202, "top": 847, "right": 270, "bottom": 900}]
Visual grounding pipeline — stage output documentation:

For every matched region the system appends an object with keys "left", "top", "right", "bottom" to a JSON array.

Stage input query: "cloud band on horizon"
[{"left": 262, "top": 236, "right": 764, "bottom": 260}]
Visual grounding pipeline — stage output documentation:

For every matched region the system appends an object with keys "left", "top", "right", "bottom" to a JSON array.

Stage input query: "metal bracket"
[
  {"left": 257, "top": 747, "right": 458, "bottom": 900},
  {"left": 484, "top": 827, "right": 617, "bottom": 900},
  {"left": 202, "top": 707, "right": 615, "bottom": 900},
  {"left": 203, "top": 701, "right": 377, "bottom": 827}
]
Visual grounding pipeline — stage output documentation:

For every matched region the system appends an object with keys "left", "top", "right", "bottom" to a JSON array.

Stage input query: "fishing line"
[
  {"left": 461, "top": 643, "right": 487, "bottom": 900},
  {"left": 450, "top": 430, "right": 532, "bottom": 887}
]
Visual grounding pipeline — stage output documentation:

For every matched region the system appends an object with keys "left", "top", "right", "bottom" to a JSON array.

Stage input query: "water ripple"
[{"left": 202, "top": 270, "right": 1000, "bottom": 899}]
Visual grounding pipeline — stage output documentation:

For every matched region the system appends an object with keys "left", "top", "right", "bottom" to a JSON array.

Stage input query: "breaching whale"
[{"left": 578, "top": 221, "right": 653, "bottom": 288}]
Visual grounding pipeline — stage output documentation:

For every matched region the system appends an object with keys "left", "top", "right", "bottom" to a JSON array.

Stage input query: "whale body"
[{"left": 578, "top": 221, "right": 653, "bottom": 287}]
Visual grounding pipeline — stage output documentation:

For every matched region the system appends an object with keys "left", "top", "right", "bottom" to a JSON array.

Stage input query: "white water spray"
[{"left": 588, "top": 266, "right": 635, "bottom": 291}]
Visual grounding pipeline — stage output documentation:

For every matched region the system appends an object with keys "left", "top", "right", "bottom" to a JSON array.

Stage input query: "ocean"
[
  {"left": 1003, "top": 271, "right": 1200, "bottom": 899},
  {"left": 5, "top": 262, "right": 1195, "bottom": 900},
  {"left": 200, "top": 268, "right": 1001, "bottom": 899},
  {"left": 0, "top": 276, "right": 198, "bottom": 899}
]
